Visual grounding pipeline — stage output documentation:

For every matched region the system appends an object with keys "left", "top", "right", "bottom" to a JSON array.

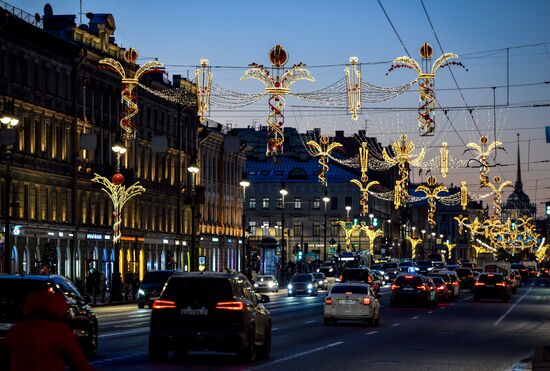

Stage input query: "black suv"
[
  {"left": 455, "top": 268, "right": 474, "bottom": 290},
  {"left": 473, "top": 273, "right": 511, "bottom": 302},
  {"left": 138, "top": 270, "right": 176, "bottom": 309},
  {"left": 0, "top": 275, "right": 98, "bottom": 356},
  {"left": 390, "top": 274, "right": 437, "bottom": 307},
  {"left": 149, "top": 272, "right": 271, "bottom": 361},
  {"left": 339, "top": 268, "right": 379, "bottom": 293}
]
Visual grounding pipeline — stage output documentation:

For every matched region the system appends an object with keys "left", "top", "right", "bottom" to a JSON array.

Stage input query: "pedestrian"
[
  {"left": 0, "top": 289, "right": 93, "bottom": 371},
  {"left": 99, "top": 271, "right": 106, "bottom": 303},
  {"left": 39, "top": 264, "right": 50, "bottom": 275}
]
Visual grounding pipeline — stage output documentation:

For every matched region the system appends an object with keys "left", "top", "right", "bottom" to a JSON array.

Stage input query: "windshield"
[
  {"left": 257, "top": 276, "right": 274, "bottom": 281},
  {"left": 400, "top": 261, "right": 414, "bottom": 267},
  {"left": 162, "top": 277, "right": 233, "bottom": 307},
  {"left": 431, "top": 277, "right": 445, "bottom": 285},
  {"left": 479, "top": 274, "right": 504, "bottom": 283},
  {"left": 417, "top": 261, "right": 433, "bottom": 267},
  {"left": 313, "top": 273, "right": 325, "bottom": 280},
  {"left": 395, "top": 275, "right": 423, "bottom": 285},
  {"left": 383, "top": 263, "right": 398, "bottom": 270},
  {"left": 331, "top": 285, "right": 370, "bottom": 294},
  {"left": 291, "top": 275, "right": 312, "bottom": 282},
  {"left": 142, "top": 271, "right": 173, "bottom": 285}
]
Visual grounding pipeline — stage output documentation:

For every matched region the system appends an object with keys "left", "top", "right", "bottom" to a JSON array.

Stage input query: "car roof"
[
  {"left": 171, "top": 272, "right": 247, "bottom": 280},
  {"left": 332, "top": 282, "right": 371, "bottom": 288},
  {"left": 0, "top": 275, "right": 63, "bottom": 281}
]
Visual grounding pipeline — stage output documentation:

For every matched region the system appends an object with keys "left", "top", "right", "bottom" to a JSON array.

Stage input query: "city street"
[{"left": 91, "top": 280, "right": 550, "bottom": 370}]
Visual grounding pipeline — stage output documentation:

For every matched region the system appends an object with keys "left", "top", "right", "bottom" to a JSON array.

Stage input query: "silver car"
[
  {"left": 323, "top": 283, "right": 380, "bottom": 326},
  {"left": 254, "top": 275, "right": 279, "bottom": 292}
]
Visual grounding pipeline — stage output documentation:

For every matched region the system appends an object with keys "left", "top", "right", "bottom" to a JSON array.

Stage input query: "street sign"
[
  {"left": 198, "top": 256, "right": 206, "bottom": 271},
  {"left": 546, "top": 201, "right": 550, "bottom": 215},
  {"left": 329, "top": 247, "right": 336, "bottom": 255},
  {"left": 546, "top": 126, "right": 550, "bottom": 143},
  {"left": 329, "top": 238, "right": 336, "bottom": 245}
]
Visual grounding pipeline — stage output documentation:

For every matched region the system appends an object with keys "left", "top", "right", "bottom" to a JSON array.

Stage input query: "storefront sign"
[{"left": 87, "top": 233, "right": 102, "bottom": 240}]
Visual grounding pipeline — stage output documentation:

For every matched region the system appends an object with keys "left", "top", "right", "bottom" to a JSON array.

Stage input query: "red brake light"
[
  {"left": 367, "top": 276, "right": 373, "bottom": 283},
  {"left": 362, "top": 297, "right": 371, "bottom": 305},
  {"left": 487, "top": 274, "right": 494, "bottom": 277},
  {"left": 325, "top": 297, "right": 332, "bottom": 305},
  {"left": 152, "top": 300, "right": 176, "bottom": 310},
  {"left": 417, "top": 285, "right": 426, "bottom": 290},
  {"left": 453, "top": 281, "right": 459, "bottom": 286},
  {"left": 391, "top": 284, "right": 400, "bottom": 290},
  {"left": 496, "top": 282, "right": 506, "bottom": 287},
  {"left": 216, "top": 301, "right": 245, "bottom": 311},
  {"left": 345, "top": 292, "right": 353, "bottom": 295},
  {"left": 339, "top": 275, "right": 343, "bottom": 281},
  {"left": 437, "top": 285, "right": 445, "bottom": 290},
  {"left": 405, "top": 275, "right": 413, "bottom": 279},
  {"left": 468, "top": 274, "right": 473, "bottom": 278},
  {"left": 475, "top": 282, "right": 485, "bottom": 286}
]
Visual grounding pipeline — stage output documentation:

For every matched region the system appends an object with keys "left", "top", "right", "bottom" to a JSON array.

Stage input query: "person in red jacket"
[{"left": 0, "top": 289, "right": 93, "bottom": 371}]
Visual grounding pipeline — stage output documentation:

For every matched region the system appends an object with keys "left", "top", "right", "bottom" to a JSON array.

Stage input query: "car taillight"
[
  {"left": 437, "top": 285, "right": 445, "bottom": 290},
  {"left": 474, "top": 282, "right": 485, "bottom": 286},
  {"left": 339, "top": 275, "right": 343, "bottom": 282},
  {"left": 496, "top": 282, "right": 506, "bottom": 287},
  {"left": 453, "top": 281, "right": 459, "bottom": 286},
  {"left": 391, "top": 284, "right": 400, "bottom": 290},
  {"left": 368, "top": 276, "right": 373, "bottom": 283},
  {"left": 468, "top": 274, "right": 473, "bottom": 278},
  {"left": 325, "top": 297, "right": 332, "bottom": 305},
  {"left": 152, "top": 300, "right": 176, "bottom": 310},
  {"left": 405, "top": 275, "right": 413, "bottom": 279},
  {"left": 417, "top": 285, "right": 426, "bottom": 290},
  {"left": 216, "top": 301, "right": 245, "bottom": 311},
  {"left": 362, "top": 297, "right": 371, "bottom": 305}
]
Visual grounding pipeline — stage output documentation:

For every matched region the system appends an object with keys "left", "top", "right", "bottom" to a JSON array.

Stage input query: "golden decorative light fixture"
[
  {"left": 99, "top": 48, "right": 165, "bottom": 145},
  {"left": 405, "top": 236, "right": 423, "bottom": 260},
  {"left": 242, "top": 45, "right": 315, "bottom": 157},
  {"left": 350, "top": 143, "right": 379, "bottom": 216},
  {"left": 465, "top": 135, "right": 504, "bottom": 187},
  {"left": 460, "top": 181, "right": 468, "bottom": 210},
  {"left": 361, "top": 226, "right": 384, "bottom": 256},
  {"left": 345, "top": 56, "right": 361, "bottom": 120},
  {"left": 443, "top": 240, "right": 456, "bottom": 260},
  {"left": 336, "top": 220, "right": 361, "bottom": 252},
  {"left": 306, "top": 134, "right": 343, "bottom": 186},
  {"left": 195, "top": 58, "right": 212, "bottom": 123},
  {"left": 388, "top": 43, "right": 466, "bottom": 135},
  {"left": 484, "top": 175, "right": 513, "bottom": 216},
  {"left": 415, "top": 175, "right": 448, "bottom": 226},
  {"left": 440, "top": 142, "right": 449, "bottom": 177}
]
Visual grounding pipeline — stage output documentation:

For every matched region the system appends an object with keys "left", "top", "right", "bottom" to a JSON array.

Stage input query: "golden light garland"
[
  {"left": 241, "top": 45, "right": 315, "bottom": 157},
  {"left": 336, "top": 220, "right": 361, "bottom": 252},
  {"left": 440, "top": 142, "right": 449, "bottom": 177},
  {"left": 415, "top": 175, "right": 448, "bottom": 226},
  {"left": 484, "top": 175, "right": 513, "bottom": 216},
  {"left": 195, "top": 58, "right": 212, "bottom": 123},
  {"left": 405, "top": 236, "right": 423, "bottom": 260},
  {"left": 91, "top": 174, "right": 145, "bottom": 244},
  {"left": 388, "top": 42, "right": 466, "bottom": 135},
  {"left": 360, "top": 226, "right": 384, "bottom": 256},
  {"left": 460, "top": 181, "right": 468, "bottom": 210},
  {"left": 306, "top": 135, "right": 343, "bottom": 186},
  {"left": 350, "top": 143, "right": 379, "bottom": 215},
  {"left": 382, "top": 134, "right": 425, "bottom": 209},
  {"left": 99, "top": 48, "right": 165, "bottom": 144},
  {"left": 345, "top": 56, "right": 361, "bottom": 120},
  {"left": 443, "top": 241, "right": 456, "bottom": 260},
  {"left": 465, "top": 135, "right": 503, "bottom": 187}
]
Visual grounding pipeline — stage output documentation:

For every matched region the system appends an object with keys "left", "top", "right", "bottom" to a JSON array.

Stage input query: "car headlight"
[
  {"left": 138, "top": 289, "right": 145, "bottom": 296},
  {"left": 329, "top": 268, "right": 333, "bottom": 272},
  {"left": 318, "top": 281, "right": 324, "bottom": 285},
  {"left": 254, "top": 283, "right": 259, "bottom": 287},
  {"left": 288, "top": 284, "right": 293, "bottom": 290},
  {"left": 428, "top": 267, "right": 434, "bottom": 271},
  {"left": 307, "top": 283, "right": 313, "bottom": 289},
  {"left": 267, "top": 281, "right": 274, "bottom": 288}
]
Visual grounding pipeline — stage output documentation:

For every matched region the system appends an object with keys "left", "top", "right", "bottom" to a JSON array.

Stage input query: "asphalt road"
[{"left": 90, "top": 279, "right": 550, "bottom": 371}]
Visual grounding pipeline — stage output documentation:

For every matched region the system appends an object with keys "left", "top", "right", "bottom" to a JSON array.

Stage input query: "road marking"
[
  {"left": 391, "top": 323, "right": 400, "bottom": 327},
  {"left": 246, "top": 341, "right": 344, "bottom": 370},
  {"left": 98, "top": 329, "right": 149, "bottom": 338},
  {"left": 449, "top": 303, "right": 455, "bottom": 306},
  {"left": 272, "top": 327, "right": 280, "bottom": 331},
  {"left": 304, "top": 320, "right": 316, "bottom": 324},
  {"left": 411, "top": 316, "right": 419, "bottom": 320},
  {"left": 494, "top": 287, "right": 532, "bottom": 326},
  {"left": 366, "top": 331, "right": 378, "bottom": 335},
  {"left": 463, "top": 296, "right": 473, "bottom": 301},
  {"left": 90, "top": 352, "right": 147, "bottom": 365},
  {"left": 440, "top": 307, "right": 446, "bottom": 310},
  {"left": 427, "top": 311, "right": 434, "bottom": 314}
]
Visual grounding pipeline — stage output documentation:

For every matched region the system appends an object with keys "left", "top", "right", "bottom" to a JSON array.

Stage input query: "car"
[
  {"left": 323, "top": 283, "right": 380, "bottom": 326},
  {"left": 511, "top": 263, "right": 529, "bottom": 280},
  {"left": 312, "top": 273, "right": 328, "bottom": 290},
  {"left": 0, "top": 275, "right": 98, "bottom": 357},
  {"left": 460, "top": 261, "right": 475, "bottom": 269},
  {"left": 431, "top": 276, "right": 450, "bottom": 302},
  {"left": 137, "top": 270, "right": 177, "bottom": 309},
  {"left": 390, "top": 274, "right": 437, "bottom": 307},
  {"left": 318, "top": 262, "right": 337, "bottom": 278},
  {"left": 538, "top": 266, "right": 549, "bottom": 278},
  {"left": 472, "top": 271, "right": 481, "bottom": 281},
  {"left": 473, "top": 273, "right": 511, "bottom": 302},
  {"left": 254, "top": 275, "right": 279, "bottom": 293},
  {"left": 339, "top": 268, "right": 379, "bottom": 294},
  {"left": 445, "top": 264, "right": 459, "bottom": 271},
  {"left": 382, "top": 262, "right": 399, "bottom": 272},
  {"left": 429, "top": 271, "right": 459, "bottom": 299},
  {"left": 416, "top": 260, "right": 435, "bottom": 275},
  {"left": 149, "top": 272, "right": 271, "bottom": 361},
  {"left": 432, "top": 261, "right": 446, "bottom": 270},
  {"left": 455, "top": 268, "right": 475, "bottom": 291},
  {"left": 506, "top": 272, "right": 518, "bottom": 294},
  {"left": 288, "top": 274, "right": 318, "bottom": 297},
  {"left": 398, "top": 261, "right": 418, "bottom": 273},
  {"left": 370, "top": 269, "right": 386, "bottom": 285},
  {"left": 383, "top": 269, "right": 400, "bottom": 284}
]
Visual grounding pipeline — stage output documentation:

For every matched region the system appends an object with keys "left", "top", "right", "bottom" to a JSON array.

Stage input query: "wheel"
[
  {"left": 257, "top": 324, "right": 271, "bottom": 359},
  {"left": 237, "top": 326, "right": 256, "bottom": 362},
  {"left": 138, "top": 302, "right": 145, "bottom": 309},
  {"left": 148, "top": 336, "right": 168, "bottom": 362}
]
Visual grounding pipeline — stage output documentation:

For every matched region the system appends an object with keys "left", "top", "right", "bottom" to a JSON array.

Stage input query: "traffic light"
[
  {"left": 546, "top": 201, "right": 550, "bottom": 216},
  {"left": 297, "top": 250, "right": 303, "bottom": 261},
  {"left": 373, "top": 218, "right": 378, "bottom": 227},
  {"left": 353, "top": 218, "right": 358, "bottom": 226}
]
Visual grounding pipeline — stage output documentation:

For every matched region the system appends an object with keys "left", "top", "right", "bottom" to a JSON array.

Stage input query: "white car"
[{"left": 323, "top": 283, "right": 380, "bottom": 326}]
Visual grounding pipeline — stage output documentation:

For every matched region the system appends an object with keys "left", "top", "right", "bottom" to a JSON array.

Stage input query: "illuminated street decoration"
[
  {"left": 241, "top": 45, "right": 315, "bottom": 157},
  {"left": 466, "top": 135, "right": 504, "bottom": 187},
  {"left": 415, "top": 175, "right": 448, "bottom": 226},
  {"left": 536, "top": 243, "right": 549, "bottom": 263},
  {"left": 405, "top": 236, "right": 423, "bottom": 260},
  {"left": 361, "top": 226, "right": 384, "bottom": 256},
  {"left": 350, "top": 143, "right": 379, "bottom": 215},
  {"left": 99, "top": 48, "right": 165, "bottom": 144},
  {"left": 440, "top": 142, "right": 449, "bottom": 177},
  {"left": 345, "top": 57, "right": 361, "bottom": 120},
  {"left": 337, "top": 220, "right": 361, "bottom": 252},
  {"left": 306, "top": 135, "right": 343, "bottom": 186},
  {"left": 383, "top": 134, "right": 426, "bottom": 208},
  {"left": 388, "top": 43, "right": 466, "bottom": 135},
  {"left": 195, "top": 58, "right": 212, "bottom": 123},
  {"left": 443, "top": 241, "right": 456, "bottom": 260},
  {"left": 484, "top": 175, "right": 513, "bottom": 216},
  {"left": 91, "top": 174, "right": 145, "bottom": 244},
  {"left": 460, "top": 181, "right": 468, "bottom": 210}
]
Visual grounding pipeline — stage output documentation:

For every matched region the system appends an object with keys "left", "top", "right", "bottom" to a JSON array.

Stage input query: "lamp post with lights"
[
  {"left": 239, "top": 177, "right": 250, "bottom": 271},
  {"left": 1, "top": 97, "right": 19, "bottom": 274},
  {"left": 323, "top": 191, "right": 330, "bottom": 261},
  {"left": 345, "top": 205, "right": 352, "bottom": 220},
  {"left": 280, "top": 184, "right": 288, "bottom": 271},
  {"left": 187, "top": 161, "right": 199, "bottom": 271}
]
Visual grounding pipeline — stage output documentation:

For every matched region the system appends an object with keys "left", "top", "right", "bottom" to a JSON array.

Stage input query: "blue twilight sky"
[{"left": 7, "top": 0, "right": 550, "bottom": 217}]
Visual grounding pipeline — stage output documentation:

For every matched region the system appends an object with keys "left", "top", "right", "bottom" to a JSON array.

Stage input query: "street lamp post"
[
  {"left": 345, "top": 205, "right": 352, "bottom": 220},
  {"left": 431, "top": 232, "right": 436, "bottom": 256},
  {"left": 1, "top": 97, "right": 19, "bottom": 274},
  {"left": 323, "top": 191, "right": 330, "bottom": 261},
  {"left": 280, "top": 183, "right": 288, "bottom": 280},
  {"left": 188, "top": 162, "right": 199, "bottom": 271},
  {"left": 421, "top": 229, "right": 426, "bottom": 260},
  {"left": 239, "top": 177, "right": 250, "bottom": 272}
]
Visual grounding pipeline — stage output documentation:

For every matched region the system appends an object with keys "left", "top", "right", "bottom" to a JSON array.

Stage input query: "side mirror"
[{"left": 258, "top": 294, "right": 270, "bottom": 303}]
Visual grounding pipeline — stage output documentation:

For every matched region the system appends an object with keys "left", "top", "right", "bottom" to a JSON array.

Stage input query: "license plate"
[
  {"left": 403, "top": 287, "right": 414, "bottom": 291},
  {"left": 181, "top": 308, "right": 208, "bottom": 315},
  {"left": 0, "top": 323, "right": 14, "bottom": 331},
  {"left": 339, "top": 299, "right": 355, "bottom": 304},
  {"left": 486, "top": 285, "right": 494, "bottom": 288}
]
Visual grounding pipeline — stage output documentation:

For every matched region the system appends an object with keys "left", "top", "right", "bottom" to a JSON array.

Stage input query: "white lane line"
[
  {"left": 246, "top": 341, "right": 344, "bottom": 370},
  {"left": 391, "top": 323, "right": 401, "bottom": 327},
  {"left": 427, "top": 311, "right": 434, "bottom": 314},
  {"left": 98, "top": 328, "right": 149, "bottom": 338},
  {"left": 411, "top": 316, "right": 419, "bottom": 320},
  {"left": 494, "top": 287, "right": 532, "bottom": 326},
  {"left": 304, "top": 320, "right": 316, "bottom": 324},
  {"left": 366, "top": 331, "right": 378, "bottom": 335},
  {"left": 272, "top": 327, "right": 280, "bottom": 331},
  {"left": 449, "top": 303, "right": 455, "bottom": 306},
  {"left": 463, "top": 296, "right": 473, "bottom": 301},
  {"left": 439, "top": 307, "right": 446, "bottom": 310}
]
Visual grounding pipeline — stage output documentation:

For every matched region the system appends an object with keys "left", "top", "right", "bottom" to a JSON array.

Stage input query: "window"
[
  {"left": 312, "top": 221, "right": 321, "bottom": 237},
  {"left": 262, "top": 221, "right": 270, "bottom": 236},
  {"left": 262, "top": 197, "right": 269, "bottom": 209},
  {"left": 331, "top": 222, "right": 339, "bottom": 237},
  {"left": 294, "top": 197, "right": 302, "bottom": 210},
  {"left": 313, "top": 197, "right": 320, "bottom": 210},
  {"left": 276, "top": 197, "right": 283, "bottom": 209},
  {"left": 293, "top": 221, "right": 303, "bottom": 236},
  {"left": 330, "top": 197, "right": 338, "bottom": 210},
  {"left": 275, "top": 221, "right": 282, "bottom": 236},
  {"left": 249, "top": 221, "right": 257, "bottom": 236},
  {"left": 249, "top": 197, "right": 256, "bottom": 210}
]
